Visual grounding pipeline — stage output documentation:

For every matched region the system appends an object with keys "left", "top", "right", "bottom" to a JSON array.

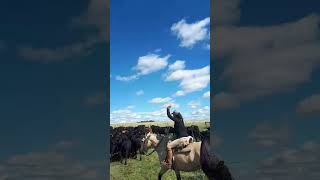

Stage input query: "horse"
[
  {"left": 142, "top": 132, "right": 234, "bottom": 180},
  {"left": 200, "top": 134, "right": 234, "bottom": 180}
]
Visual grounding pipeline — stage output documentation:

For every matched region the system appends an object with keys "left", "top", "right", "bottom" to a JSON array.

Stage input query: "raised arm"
[{"left": 166, "top": 106, "right": 176, "bottom": 121}]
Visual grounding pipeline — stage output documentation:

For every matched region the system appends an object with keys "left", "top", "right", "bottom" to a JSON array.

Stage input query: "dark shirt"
[{"left": 167, "top": 108, "right": 188, "bottom": 138}]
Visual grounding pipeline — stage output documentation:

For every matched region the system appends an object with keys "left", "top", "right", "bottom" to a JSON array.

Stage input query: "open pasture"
[{"left": 110, "top": 120, "right": 210, "bottom": 180}]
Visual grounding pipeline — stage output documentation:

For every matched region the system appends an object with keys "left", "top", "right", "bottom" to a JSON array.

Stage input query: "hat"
[{"left": 172, "top": 110, "right": 179, "bottom": 115}]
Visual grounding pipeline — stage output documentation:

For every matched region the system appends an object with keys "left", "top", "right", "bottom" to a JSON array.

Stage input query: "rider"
[{"left": 161, "top": 105, "right": 193, "bottom": 168}]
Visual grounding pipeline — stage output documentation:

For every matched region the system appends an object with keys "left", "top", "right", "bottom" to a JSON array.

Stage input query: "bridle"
[{"left": 144, "top": 134, "right": 164, "bottom": 156}]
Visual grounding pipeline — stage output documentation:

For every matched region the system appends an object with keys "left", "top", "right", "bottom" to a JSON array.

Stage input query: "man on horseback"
[{"left": 161, "top": 105, "right": 193, "bottom": 169}]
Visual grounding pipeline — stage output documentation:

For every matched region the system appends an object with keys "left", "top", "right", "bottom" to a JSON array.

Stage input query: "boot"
[{"left": 161, "top": 148, "right": 173, "bottom": 169}]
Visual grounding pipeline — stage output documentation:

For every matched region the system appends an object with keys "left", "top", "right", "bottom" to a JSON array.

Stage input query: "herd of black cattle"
[{"left": 110, "top": 124, "right": 210, "bottom": 165}]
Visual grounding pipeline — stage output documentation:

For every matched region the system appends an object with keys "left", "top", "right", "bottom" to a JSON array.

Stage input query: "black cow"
[
  {"left": 110, "top": 126, "right": 146, "bottom": 164},
  {"left": 119, "top": 132, "right": 131, "bottom": 165},
  {"left": 187, "top": 125, "right": 201, "bottom": 142},
  {"left": 151, "top": 125, "right": 172, "bottom": 135}
]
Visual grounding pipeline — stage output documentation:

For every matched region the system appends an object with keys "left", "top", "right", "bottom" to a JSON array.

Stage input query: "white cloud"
[
  {"left": 21, "top": 0, "right": 107, "bottom": 63},
  {"left": 149, "top": 97, "right": 172, "bottom": 104},
  {"left": 166, "top": 65, "right": 210, "bottom": 96},
  {"left": 115, "top": 74, "right": 139, "bottom": 81},
  {"left": 134, "top": 54, "right": 170, "bottom": 75},
  {"left": 206, "top": 43, "right": 210, "bottom": 50},
  {"left": 116, "top": 53, "right": 170, "bottom": 82},
  {"left": 190, "top": 106, "right": 210, "bottom": 120},
  {"left": 148, "top": 108, "right": 167, "bottom": 117},
  {"left": 111, "top": 106, "right": 173, "bottom": 123},
  {"left": 187, "top": 100, "right": 201, "bottom": 109},
  {"left": 215, "top": 14, "right": 320, "bottom": 106},
  {"left": 168, "top": 60, "right": 186, "bottom": 71},
  {"left": 249, "top": 123, "right": 290, "bottom": 147},
  {"left": 111, "top": 103, "right": 210, "bottom": 123},
  {"left": 203, "top": 91, "right": 210, "bottom": 98},
  {"left": 110, "top": 107, "right": 142, "bottom": 123},
  {"left": 19, "top": 41, "right": 96, "bottom": 63},
  {"left": 136, "top": 90, "right": 144, "bottom": 96},
  {"left": 162, "top": 102, "right": 180, "bottom": 109},
  {"left": 255, "top": 140, "right": 320, "bottom": 180},
  {"left": 171, "top": 17, "right": 210, "bottom": 48},
  {"left": 173, "top": 90, "right": 186, "bottom": 97},
  {"left": 127, "top": 105, "right": 135, "bottom": 109}
]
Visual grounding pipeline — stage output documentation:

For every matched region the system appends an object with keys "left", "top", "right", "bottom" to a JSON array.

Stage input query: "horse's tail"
[{"left": 200, "top": 135, "right": 234, "bottom": 180}]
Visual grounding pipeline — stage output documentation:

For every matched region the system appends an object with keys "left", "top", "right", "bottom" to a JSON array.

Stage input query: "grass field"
[
  {"left": 110, "top": 120, "right": 210, "bottom": 180},
  {"left": 111, "top": 120, "right": 210, "bottom": 131}
]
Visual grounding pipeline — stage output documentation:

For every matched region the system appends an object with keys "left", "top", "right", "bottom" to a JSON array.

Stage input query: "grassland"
[
  {"left": 111, "top": 120, "right": 210, "bottom": 131},
  {"left": 110, "top": 120, "right": 210, "bottom": 180}
]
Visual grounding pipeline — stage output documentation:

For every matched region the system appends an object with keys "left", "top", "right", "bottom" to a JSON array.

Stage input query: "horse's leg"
[
  {"left": 174, "top": 170, "right": 181, "bottom": 180},
  {"left": 158, "top": 167, "right": 168, "bottom": 180}
]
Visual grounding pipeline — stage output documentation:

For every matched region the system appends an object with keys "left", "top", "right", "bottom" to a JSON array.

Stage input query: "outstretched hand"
[{"left": 167, "top": 105, "right": 172, "bottom": 109}]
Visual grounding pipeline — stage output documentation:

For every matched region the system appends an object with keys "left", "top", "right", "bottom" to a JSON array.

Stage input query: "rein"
[{"left": 146, "top": 135, "right": 164, "bottom": 156}]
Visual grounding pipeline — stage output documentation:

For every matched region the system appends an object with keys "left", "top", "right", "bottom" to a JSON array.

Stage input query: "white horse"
[{"left": 143, "top": 132, "right": 234, "bottom": 180}]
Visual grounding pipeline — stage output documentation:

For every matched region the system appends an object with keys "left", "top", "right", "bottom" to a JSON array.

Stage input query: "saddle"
[
  {"left": 172, "top": 136, "right": 194, "bottom": 154},
  {"left": 174, "top": 144, "right": 192, "bottom": 153}
]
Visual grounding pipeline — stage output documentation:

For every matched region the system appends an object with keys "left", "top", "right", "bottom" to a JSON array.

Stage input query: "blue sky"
[
  {"left": 0, "top": 0, "right": 319, "bottom": 179},
  {"left": 110, "top": 0, "right": 210, "bottom": 123}
]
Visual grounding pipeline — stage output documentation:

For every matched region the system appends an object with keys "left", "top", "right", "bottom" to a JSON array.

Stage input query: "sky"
[
  {"left": 0, "top": 0, "right": 319, "bottom": 179},
  {"left": 110, "top": 0, "right": 211, "bottom": 124},
  {"left": 0, "top": 0, "right": 107, "bottom": 179},
  {"left": 212, "top": 0, "right": 320, "bottom": 179}
]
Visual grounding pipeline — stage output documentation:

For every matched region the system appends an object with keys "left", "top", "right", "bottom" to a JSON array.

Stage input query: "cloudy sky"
[
  {"left": 0, "top": 0, "right": 320, "bottom": 179},
  {"left": 0, "top": 0, "right": 107, "bottom": 179},
  {"left": 212, "top": 0, "right": 320, "bottom": 179},
  {"left": 110, "top": 0, "right": 210, "bottom": 124}
]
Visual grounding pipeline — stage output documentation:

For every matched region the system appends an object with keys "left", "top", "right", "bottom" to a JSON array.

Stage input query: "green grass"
[
  {"left": 110, "top": 151, "right": 207, "bottom": 180},
  {"left": 110, "top": 120, "right": 210, "bottom": 180}
]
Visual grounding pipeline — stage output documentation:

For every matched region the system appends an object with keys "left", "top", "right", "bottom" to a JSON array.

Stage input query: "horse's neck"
[
  {"left": 149, "top": 134, "right": 159, "bottom": 145},
  {"left": 154, "top": 137, "right": 167, "bottom": 162},
  {"left": 148, "top": 134, "right": 167, "bottom": 161},
  {"left": 155, "top": 148, "right": 166, "bottom": 161}
]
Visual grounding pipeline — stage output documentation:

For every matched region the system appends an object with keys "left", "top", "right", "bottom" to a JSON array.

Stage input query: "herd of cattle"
[{"left": 110, "top": 124, "right": 210, "bottom": 165}]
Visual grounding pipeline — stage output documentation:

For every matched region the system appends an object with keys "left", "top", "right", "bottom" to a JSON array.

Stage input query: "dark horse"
[{"left": 200, "top": 134, "right": 234, "bottom": 180}]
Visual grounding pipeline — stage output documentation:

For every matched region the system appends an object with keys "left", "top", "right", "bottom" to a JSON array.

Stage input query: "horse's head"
[
  {"left": 141, "top": 132, "right": 157, "bottom": 152},
  {"left": 141, "top": 133, "right": 171, "bottom": 153}
]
